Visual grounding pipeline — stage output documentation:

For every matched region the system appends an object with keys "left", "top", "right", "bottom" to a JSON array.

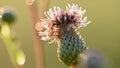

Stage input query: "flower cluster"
[{"left": 36, "top": 4, "right": 90, "bottom": 41}]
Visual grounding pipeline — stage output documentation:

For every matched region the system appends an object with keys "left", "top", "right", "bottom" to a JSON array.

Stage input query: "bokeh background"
[{"left": 0, "top": 0, "right": 120, "bottom": 68}]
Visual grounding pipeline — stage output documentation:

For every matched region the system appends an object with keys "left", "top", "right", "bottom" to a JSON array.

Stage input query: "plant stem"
[
  {"left": 27, "top": 0, "right": 49, "bottom": 68},
  {"left": 70, "top": 65, "right": 79, "bottom": 68},
  {"left": 0, "top": 23, "right": 24, "bottom": 68},
  {"left": 0, "top": 29, "right": 16, "bottom": 68}
]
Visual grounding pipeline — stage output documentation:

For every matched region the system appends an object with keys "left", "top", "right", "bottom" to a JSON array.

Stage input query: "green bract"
[{"left": 57, "top": 29, "right": 86, "bottom": 66}]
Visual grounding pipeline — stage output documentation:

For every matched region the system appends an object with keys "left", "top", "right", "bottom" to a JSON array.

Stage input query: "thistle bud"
[
  {"left": 0, "top": 7, "right": 16, "bottom": 25},
  {"left": 57, "top": 29, "right": 86, "bottom": 66}
]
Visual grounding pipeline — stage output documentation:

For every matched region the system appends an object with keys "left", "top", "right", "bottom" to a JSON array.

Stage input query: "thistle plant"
[
  {"left": 0, "top": 7, "right": 25, "bottom": 68},
  {"left": 36, "top": 4, "right": 90, "bottom": 68}
]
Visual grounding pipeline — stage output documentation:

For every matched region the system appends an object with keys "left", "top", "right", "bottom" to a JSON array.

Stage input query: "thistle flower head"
[
  {"left": 36, "top": 4, "right": 90, "bottom": 40},
  {"left": 0, "top": 7, "right": 16, "bottom": 25},
  {"left": 36, "top": 4, "right": 90, "bottom": 67}
]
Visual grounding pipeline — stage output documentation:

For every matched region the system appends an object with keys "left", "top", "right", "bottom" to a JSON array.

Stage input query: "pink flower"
[{"left": 36, "top": 4, "right": 90, "bottom": 41}]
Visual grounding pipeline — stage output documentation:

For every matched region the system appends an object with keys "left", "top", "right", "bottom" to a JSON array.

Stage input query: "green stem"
[
  {"left": 0, "top": 24, "right": 16, "bottom": 67},
  {"left": 0, "top": 23, "right": 24, "bottom": 68}
]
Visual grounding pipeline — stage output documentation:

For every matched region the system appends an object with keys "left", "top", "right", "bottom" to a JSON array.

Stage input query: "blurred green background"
[{"left": 0, "top": 0, "right": 120, "bottom": 68}]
